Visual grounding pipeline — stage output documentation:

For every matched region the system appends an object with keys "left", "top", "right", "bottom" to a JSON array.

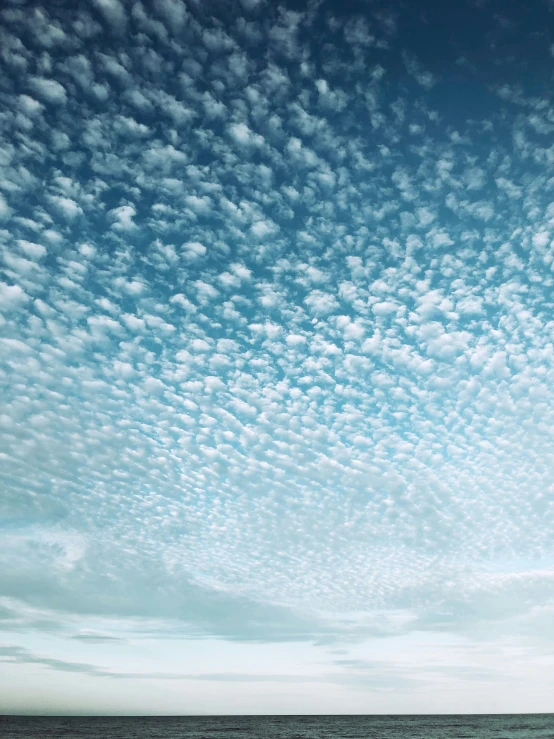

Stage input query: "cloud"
[
  {"left": 0, "top": 644, "right": 380, "bottom": 684},
  {"left": 0, "top": 282, "right": 29, "bottom": 311},
  {"left": 27, "top": 77, "right": 67, "bottom": 105},
  {"left": 305, "top": 290, "right": 339, "bottom": 316},
  {"left": 403, "top": 54, "right": 438, "bottom": 90},
  {"left": 0, "top": 192, "right": 12, "bottom": 221},
  {"left": 153, "top": 0, "right": 188, "bottom": 33},
  {"left": 108, "top": 205, "right": 137, "bottom": 230},
  {"left": 2, "top": 0, "right": 554, "bottom": 713},
  {"left": 229, "top": 122, "right": 264, "bottom": 147},
  {"left": 91, "top": 0, "right": 127, "bottom": 33}
]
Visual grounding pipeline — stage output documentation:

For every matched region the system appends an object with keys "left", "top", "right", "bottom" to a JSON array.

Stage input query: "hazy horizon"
[{"left": 2, "top": 0, "right": 554, "bottom": 717}]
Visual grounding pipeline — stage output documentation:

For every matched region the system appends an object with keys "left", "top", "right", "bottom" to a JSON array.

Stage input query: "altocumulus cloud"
[{"left": 1, "top": 0, "right": 554, "bottom": 715}]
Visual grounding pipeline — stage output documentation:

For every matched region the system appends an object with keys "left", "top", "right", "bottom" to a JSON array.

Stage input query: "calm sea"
[{"left": 0, "top": 715, "right": 553, "bottom": 739}]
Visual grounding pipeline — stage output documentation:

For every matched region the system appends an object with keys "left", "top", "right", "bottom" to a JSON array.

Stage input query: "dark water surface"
[{"left": 1, "top": 715, "right": 553, "bottom": 739}]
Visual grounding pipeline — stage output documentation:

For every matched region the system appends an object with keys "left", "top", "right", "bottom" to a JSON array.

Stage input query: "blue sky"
[{"left": 2, "top": 0, "right": 554, "bottom": 716}]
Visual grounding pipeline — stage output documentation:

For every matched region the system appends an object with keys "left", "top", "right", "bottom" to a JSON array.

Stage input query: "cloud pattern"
[{"left": 1, "top": 0, "right": 554, "bottom": 709}]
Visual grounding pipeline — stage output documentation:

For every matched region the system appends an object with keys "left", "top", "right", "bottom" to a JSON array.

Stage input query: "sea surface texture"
[{"left": 1, "top": 714, "right": 553, "bottom": 739}]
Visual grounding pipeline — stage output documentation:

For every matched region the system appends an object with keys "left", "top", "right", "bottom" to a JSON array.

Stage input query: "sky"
[{"left": 1, "top": 0, "right": 554, "bottom": 717}]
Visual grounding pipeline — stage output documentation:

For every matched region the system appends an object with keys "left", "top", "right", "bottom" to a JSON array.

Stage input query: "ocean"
[{"left": 1, "top": 714, "right": 553, "bottom": 739}]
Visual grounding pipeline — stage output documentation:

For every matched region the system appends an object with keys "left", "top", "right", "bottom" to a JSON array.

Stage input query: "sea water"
[{"left": 1, "top": 714, "right": 553, "bottom": 738}]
